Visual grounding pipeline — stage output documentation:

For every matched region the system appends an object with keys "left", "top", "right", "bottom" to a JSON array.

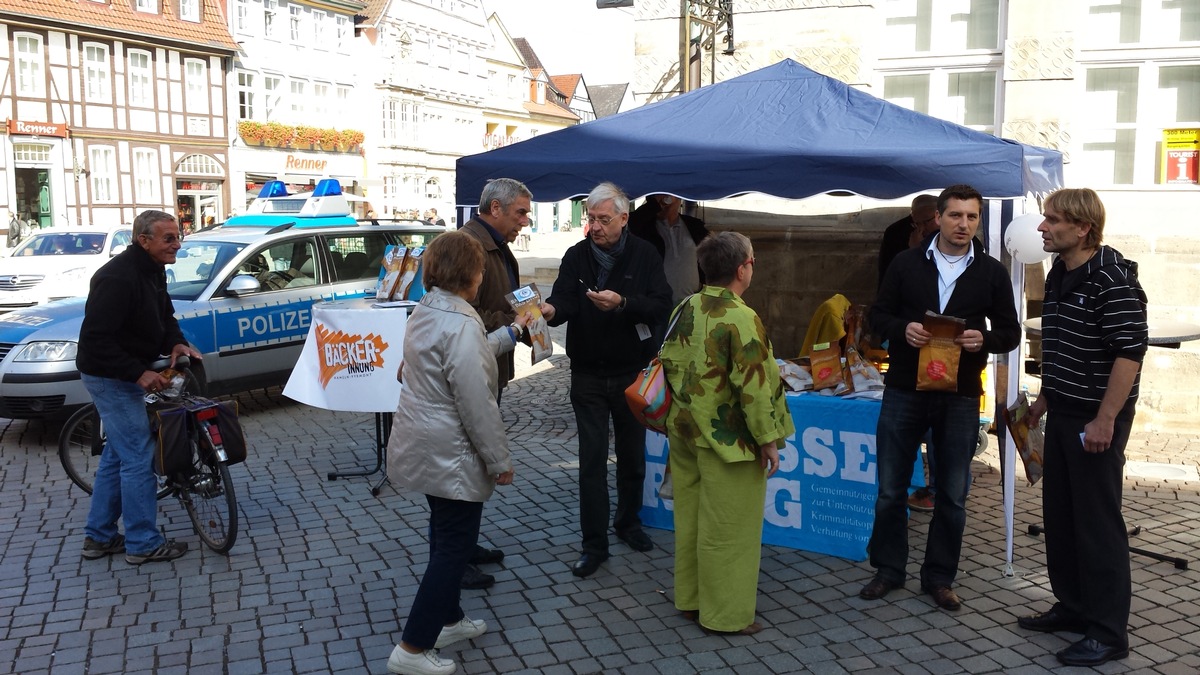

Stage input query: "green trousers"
[{"left": 669, "top": 434, "right": 766, "bottom": 632}]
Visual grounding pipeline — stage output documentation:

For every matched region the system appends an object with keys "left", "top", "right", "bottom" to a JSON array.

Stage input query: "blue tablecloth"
[{"left": 641, "top": 393, "right": 922, "bottom": 562}]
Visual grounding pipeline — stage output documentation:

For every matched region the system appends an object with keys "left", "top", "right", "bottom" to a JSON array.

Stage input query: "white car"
[{"left": 0, "top": 226, "right": 133, "bottom": 314}]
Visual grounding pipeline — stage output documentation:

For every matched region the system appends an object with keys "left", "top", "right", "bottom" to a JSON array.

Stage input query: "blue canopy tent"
[{"left": 455, "top": 58, "right": 1062, "bottom": 206}]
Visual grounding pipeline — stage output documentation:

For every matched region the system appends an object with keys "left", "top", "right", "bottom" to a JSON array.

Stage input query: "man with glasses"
[
  {"left": 542, "top": 182, "right": 673, "bottom": 578},
  {"left": 457, "top": 177, "right": 532, "bottom": 590},
  {"left": 76, "top": 210, "right": 202, "bottom": 565}
]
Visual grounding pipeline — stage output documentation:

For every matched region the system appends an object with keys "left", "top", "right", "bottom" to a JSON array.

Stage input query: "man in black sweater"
[
  {"left": 542, "top": 182, "right": 672, "bottom": 578},
  {"left": 860, "top": 185, "right": 1020, "bottom": 611},
  {"left": 77, "top": 209, "right": 202, "bottom": 565},
  {"left": 1017, "top": 188, "right": 1147, "bottom": 668}
]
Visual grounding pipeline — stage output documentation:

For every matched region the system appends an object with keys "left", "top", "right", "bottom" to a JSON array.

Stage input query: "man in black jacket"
[
  {"left": 543, "top": 182, "right": 673, "bottom": 578},
  {"left": 859, "top": 185, "right": 1020, "bottom": 611},
  {"left": 1017, "top": 188, "right": 1147, "bottom": 667},
  {"left": 628, "top": 194, "right": 709, "bottom": 305},
  {"left": 77, "top": 209, "right": 202, "bottom": 565}
]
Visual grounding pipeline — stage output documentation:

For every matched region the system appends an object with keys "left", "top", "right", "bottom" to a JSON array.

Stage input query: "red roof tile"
[
  {"left": 0, "top": 0, "right": 239, "bottom": 53},
  {"left": 524, "top": 100, "right": 578, "bottom": 121},
  {"left": 550, "top": 74, "right": 581, "bottom": 101}
]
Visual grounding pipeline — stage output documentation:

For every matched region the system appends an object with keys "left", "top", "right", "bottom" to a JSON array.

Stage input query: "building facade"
[
  {"left": 226, "top": 0, "right": 368, "bottom": 213},
  {"left": 0, "top": 0, "right": 238, "bottom": 232},
  {"left": 631, "top": 0, "right": 1200, "bottom": 430}
]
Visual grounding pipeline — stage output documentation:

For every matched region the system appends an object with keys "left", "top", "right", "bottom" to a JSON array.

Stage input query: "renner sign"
[
  {"left": 6, "top": 119, "right": 69, "bottom": 138},
  {"left": 284, "top": 154, "right": 328, "bottom": 173}
]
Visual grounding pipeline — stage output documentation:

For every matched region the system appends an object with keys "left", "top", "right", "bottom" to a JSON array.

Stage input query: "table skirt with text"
[{"left": 641, "top": 393, "right": 922, "bottom": 562}]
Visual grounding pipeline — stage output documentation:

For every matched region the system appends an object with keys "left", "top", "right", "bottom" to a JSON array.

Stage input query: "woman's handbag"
[{"left": 625, "top": 297, "right": 691, "bottom": 433}]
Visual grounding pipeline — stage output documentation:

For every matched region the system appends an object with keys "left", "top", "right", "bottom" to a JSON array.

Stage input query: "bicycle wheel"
[
  {"left": 59, "top": 404, "right": 102, "bottom": 495},
  {"left": 182, "top": 456, "right": 238, "bottom": 554}
]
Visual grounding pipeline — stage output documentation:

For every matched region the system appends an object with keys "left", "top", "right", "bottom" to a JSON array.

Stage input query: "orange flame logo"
[{"left": 315, "top": 322, "right": 389, "bottom": 388}]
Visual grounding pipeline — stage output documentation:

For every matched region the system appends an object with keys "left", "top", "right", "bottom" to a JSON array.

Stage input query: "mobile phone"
[{"left": 579, "top": 278, "right": 597, "bottom": 292}]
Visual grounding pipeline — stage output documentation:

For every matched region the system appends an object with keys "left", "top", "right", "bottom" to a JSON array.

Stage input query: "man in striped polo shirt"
[{"left": 1018, "top": 188, "right": 1148, "bottom": 668}]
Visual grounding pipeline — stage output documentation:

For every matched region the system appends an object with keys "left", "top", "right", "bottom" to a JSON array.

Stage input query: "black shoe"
[
  {"left": 470, "top": 545, "right": 505, "bottom": 566},
  {"left": 616, "top": 528, "right": 654, "bottom": 552},
  {"left": 858, "top": 576, "right": 902, "bottom": 600},
  {"left": 571, "top": 553, "right": 608, "bottom": 578},
  {"left": 1056, "top": 637, "right": 1129, "bottom": 667},
  {"left": 460, "top": 564, "right": 495, "bottom": 590},
  {"left": 921, "top": 584, "right": 962, "bottom": 611},
  {"left": 1017, "top": 609, "right": 1088, "bottom": 634}
]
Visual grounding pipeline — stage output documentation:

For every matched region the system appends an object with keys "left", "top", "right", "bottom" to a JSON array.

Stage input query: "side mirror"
[
  {"left": 226, "top": 274, "right": 262, "bottom": 297},
  {"left": 175, "top": 248, "right": 189, "bottom": 259}
]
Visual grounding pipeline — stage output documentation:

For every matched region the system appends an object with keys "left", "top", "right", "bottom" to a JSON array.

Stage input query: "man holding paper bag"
[{"left": 860, "top": 184, "right": 1020, "bottom": 611}]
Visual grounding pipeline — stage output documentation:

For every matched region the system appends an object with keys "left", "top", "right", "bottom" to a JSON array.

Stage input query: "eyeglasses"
[
  {"left": 142, "top": 233, "right": 182, "bottom": 244},
  {"left": 743, "top": 258, "right": 756, "bottom": 267},
  {"left": 586, "top": 214, "right": 617, "bottom": 226}
]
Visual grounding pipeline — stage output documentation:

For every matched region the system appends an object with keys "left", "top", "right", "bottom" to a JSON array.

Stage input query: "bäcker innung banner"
[
  {"left": 641, "top": 394, "right": 923, "bottom": 562},
  {"left": 283, "top": 299, "right": 407, "bottom": 413}
]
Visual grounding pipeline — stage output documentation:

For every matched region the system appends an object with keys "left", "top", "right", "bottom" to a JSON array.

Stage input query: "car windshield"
[
  {"left": 167, "top": 240, "right": 245, "bottom": 301},
  {"left": 11, "top": 232, "right": 108, "bottom": 256}
]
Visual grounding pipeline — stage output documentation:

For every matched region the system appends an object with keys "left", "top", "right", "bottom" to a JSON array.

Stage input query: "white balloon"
[{"left": 1004, "top": 212, "right": 1051, "bottom": 264}]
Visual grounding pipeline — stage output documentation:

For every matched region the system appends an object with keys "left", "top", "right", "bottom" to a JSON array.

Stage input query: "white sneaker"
[
  {"left": 386, "top": 645, "right": 456, "bottom": 675},
  {"left": 434, "top": 617, "right": 488, "bottom": 648}
]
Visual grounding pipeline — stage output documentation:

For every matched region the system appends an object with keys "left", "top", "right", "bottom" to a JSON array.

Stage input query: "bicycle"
[{"left": 59, "top": 359, "right": 240, "bottom": 554}]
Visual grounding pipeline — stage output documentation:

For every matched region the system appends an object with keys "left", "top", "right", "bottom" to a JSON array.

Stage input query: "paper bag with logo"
[
  {"left": 809, "top": 342, "right": 844, "bottom": 392},
  {"left": 917, "top": 310, "right": 966, "bottom": 391}
]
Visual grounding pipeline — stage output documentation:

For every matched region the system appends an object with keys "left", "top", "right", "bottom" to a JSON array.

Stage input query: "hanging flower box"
[
  {"left": 319, "top": 128, "right": 339, "bottom": 152},
  {"left": 237, "top": 121, "right": 266, "bottom": 146},
  {"left": 263, "top": 122, "right": 294, "bottom": 148}
]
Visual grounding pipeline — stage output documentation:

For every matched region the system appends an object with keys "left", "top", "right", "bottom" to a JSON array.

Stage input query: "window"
[
  {"left": 16, "top": 34, "right": 45, "bottom": 97},
  {"left": 185, "top": 58, "right": 208, "bottom": 114},
  {"left": 264, "top": 75, "right": 282, "bottom": 120},
  {"left": 128, "top": 50, "right": 153, "bottom": 107},
  {"left": 883, "top": 69, "right": 998, "bottom": 133},
  {"left": 84, "top": 43, "right": 111, "bottom": 103},
  {"left": 237, "top": 71, "right": 256, "bottom": 120},
  {"left": 135, "top": 0, "right": 157, "bottom": 12},
  {"left": 235, "top": 0, "right": 251, "bottom": 34},
  {"left": 290, "top": 5, "right": 303, "bottom": 41},
  {"left": 13, "top": 143, "right": 52, "bottom": 163},
  {"left": 336, "top": 85, "right": 351, "bottom": 119},
  {"left": 1078, "top": 62, "right": 1200, "bottom": 184},
  {"left": 313, "top": 10, "right": 327, "bottom": 46},
  {"left": 327, "top": 233, "right": 392, "bottom": 281},
  {"left": 133, "top": 149, "right": 160, "bottom": 202},
  {"left": 89, "top": 146, "right": 117, "bottom": 203},
  {"left": 290, "top": 79, "right": 306, "bottom": 116},
  {"left": 179, "top": 0, "right": 200, "bottom": 22},
  {"left": 264, "top": 0, "right": 279, "bottom": 39},
  {"left": 425, "top": 179, "right": 441, "bottom": 200},
  {"left": 177, "top": 154, "right": 223, "bottom": 176},
  {"left": 399, "top": 99, "right": 419, "bottom": 144},
  {"left": 313, "top": 83, "right": 329, "bottom": 117},
  {"left": 880, "top": 0, "right": 1001, "bottom": 54},
  {"left": 1083, "top": 0, "right": 1200, "bottom": 46},
  {"left": 382, "top": 98, "right": 398, "bottom": 140},
  {"left": 336, "top": 15, "right": 351, "bottom": 51}
]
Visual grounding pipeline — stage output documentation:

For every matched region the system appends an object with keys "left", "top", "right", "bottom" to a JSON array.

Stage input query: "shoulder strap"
[{"left": 659, "top": 294, "right": 694, "bottom": 355}]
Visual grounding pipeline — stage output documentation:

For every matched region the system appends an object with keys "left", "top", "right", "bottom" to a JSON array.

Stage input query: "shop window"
[
  {"left": 177, "top": 154, "right": 223, "bottom": 176},
  {"left": 13, "top": 144, "right": 52, "bottom": 163},
  {"left": 84, "top": 43, "right": 111, "bottom": 103},
  {"left": 89, "top": 146, "right": 117, "bottom": 203},
  {"left": 16, "top": 33, "right": 45, "bottom": 97},
  {"left": 128, "top": 50, "right": 153, "bottom": 107},
  {"left": 133, "top": 149, "right": 160, "bottom": 202},
  {"left": 180, "top": 0, "right": 200, "bottom": 22}
]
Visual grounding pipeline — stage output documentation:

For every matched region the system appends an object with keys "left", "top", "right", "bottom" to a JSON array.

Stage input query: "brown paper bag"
[
  {"left": 916, "top": 311, "right": 965, "bottom": 392},
  {"left": 810, "top": 342, "right": 843, "bottom": 392}
]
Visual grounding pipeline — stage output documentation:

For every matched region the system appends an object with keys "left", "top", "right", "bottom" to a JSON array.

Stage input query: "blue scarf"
[{"left": 590, "top": 228, "right": 628, "bottom": 288}]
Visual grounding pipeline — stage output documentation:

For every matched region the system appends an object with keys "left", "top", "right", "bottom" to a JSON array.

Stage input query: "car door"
[{"left": 203, "top": 235, "right": 324, "bottom": 393}]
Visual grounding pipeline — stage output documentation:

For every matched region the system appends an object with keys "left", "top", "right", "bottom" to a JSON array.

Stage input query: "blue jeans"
[
  {"left": 401, "top": 495, "right": 482, "bottom": 649},
  {"left": 570, "top": 370, "right": 646, "bottom": 556},
  {"left": 82, "top": 373, "right": 164, "bottom": 555},
  {"left": 869, "top": 388, "right": 979, "bottom": 588}
]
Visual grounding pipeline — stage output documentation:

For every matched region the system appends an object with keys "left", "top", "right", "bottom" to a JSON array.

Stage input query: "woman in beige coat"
[{"left": 385, "top": 231, "right": 525, "bottom": 675}]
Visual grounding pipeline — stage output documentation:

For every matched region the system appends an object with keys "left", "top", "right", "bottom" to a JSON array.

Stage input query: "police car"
[{"left": 0, "top": 179, "right": 442, "bottom": 420}]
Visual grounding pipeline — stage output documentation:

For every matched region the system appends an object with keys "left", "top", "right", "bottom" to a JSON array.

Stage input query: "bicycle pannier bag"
[
  {"left": 152, "top": 404, "right": 195, "bottom": 481},
  {"left": 202, "top": 400, "right": 247, "bottom": 466}
]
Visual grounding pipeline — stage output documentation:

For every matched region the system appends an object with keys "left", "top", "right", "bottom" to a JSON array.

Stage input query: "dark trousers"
[
  {"left": 570, "top": 370, "right": 646, "bottom": 556},
  {"left": 1043, "top": 408, "right": 1132, "bottom": 649},
  {"left": 401, "top": 495, "right": 483, "bottom": 649},
  {"left": 869, "top": 388, "right": 979, "bottom": 587}
]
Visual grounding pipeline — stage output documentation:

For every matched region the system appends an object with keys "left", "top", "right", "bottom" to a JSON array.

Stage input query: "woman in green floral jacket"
[{"left": 660, "top": 231, "right": 795, "bottom": 635}]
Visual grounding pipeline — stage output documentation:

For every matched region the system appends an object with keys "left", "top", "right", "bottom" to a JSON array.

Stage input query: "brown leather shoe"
[
  {"left": 858, "top": 576, "right": 901, "bottom": 600},
  {"left": 923, "top": 584, "right": 962, "bottom": 611}
]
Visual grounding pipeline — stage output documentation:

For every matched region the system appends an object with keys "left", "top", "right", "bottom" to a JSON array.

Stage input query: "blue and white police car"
[{"left": 0, "top": 179, "right": 442, "bottom": 420}]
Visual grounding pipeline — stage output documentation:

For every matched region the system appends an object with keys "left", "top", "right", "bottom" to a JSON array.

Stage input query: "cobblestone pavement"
[{"left": 2, "top": 231, "right": 1198, "bottom": 674}]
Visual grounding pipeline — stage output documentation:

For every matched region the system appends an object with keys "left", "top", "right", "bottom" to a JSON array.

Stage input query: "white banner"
[{"left": 283, "top": 298, "right": 407, "bottom": 413}]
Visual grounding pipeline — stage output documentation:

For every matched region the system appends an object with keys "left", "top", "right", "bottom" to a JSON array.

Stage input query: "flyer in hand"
[{"left": 505, "top": 283, "right": 552, "bottom": 365}]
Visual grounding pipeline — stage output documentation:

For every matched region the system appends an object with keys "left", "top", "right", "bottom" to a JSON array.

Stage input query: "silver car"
[{"left": 0, "top": 182, "right": 441, "bottom": 419}]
